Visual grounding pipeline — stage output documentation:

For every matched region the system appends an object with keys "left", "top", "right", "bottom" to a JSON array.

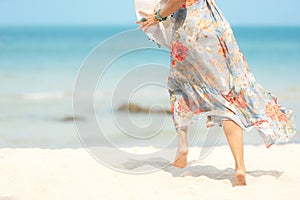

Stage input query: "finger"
[
  {"left": 144, "top": 24, "right": 153, "bottom": 32},
  {"left": 139, "top": 23, "right": 147, "bottom": 30},
  {"left": 136, "top": 17, "right": 147, "bottom": 24},
  {"left": 138, "top": 10, "right": 150, "bottom": 17},
  {"left": 138, "top": 22, "right": 147, "bottom": 30},
  {"left": 138, "top": 21, "right": 149, "bottom": 29},
  {"left": 144, "top": 23, "right": 154, "bottom": 32}
]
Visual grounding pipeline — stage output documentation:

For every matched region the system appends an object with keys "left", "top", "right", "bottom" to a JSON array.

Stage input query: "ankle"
[
  {"left": 177, "top": 142, "right": 188, "bottom": 151},
  {"left": 177, "top": 147, "right": 189, "bottom": 153},
  {"left": 235, "top": 163, "right": 246, "bottom": 171}
]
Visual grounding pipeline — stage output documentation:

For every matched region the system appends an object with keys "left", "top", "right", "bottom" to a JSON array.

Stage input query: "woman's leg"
[
  {"left": 222, "top": 120, "right": 247, "bottom": 186},
  {"left": 173, "top": 126, "right": 189, "bottom": 168}
]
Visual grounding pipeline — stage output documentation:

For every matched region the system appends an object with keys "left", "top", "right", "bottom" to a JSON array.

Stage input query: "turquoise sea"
[{"left": 0, "top": 25, "right": 299, "bottom": 148}]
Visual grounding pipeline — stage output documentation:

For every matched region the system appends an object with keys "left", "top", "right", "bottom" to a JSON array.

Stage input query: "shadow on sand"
[{"left": 119, "top": 157, "right": 283, "bottom": 187}]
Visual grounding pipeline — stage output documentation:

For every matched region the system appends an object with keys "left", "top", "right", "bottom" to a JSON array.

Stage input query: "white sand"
[{"left": 0, "top": 144, "right": 299, "bottom": 200}]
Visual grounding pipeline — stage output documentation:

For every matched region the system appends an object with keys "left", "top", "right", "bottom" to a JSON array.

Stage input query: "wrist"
[{"left": 156, "top": 9, "right": 168, "bottom": 22}]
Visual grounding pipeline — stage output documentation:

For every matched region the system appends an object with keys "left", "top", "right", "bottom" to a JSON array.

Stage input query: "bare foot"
[
  {"left": 235, "top": 168, "right": 247, "bottom": 186},
  {"left": 173, "top": 150, "right": 188, "bottom": 168}
]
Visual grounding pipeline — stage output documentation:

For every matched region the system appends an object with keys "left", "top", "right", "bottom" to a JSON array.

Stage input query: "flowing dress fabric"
[{"left": 167, "top": 0, "right": 296, "bottom": 148}]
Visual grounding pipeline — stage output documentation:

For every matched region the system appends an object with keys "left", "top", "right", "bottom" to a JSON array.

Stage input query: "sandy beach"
[
  {"left": 1, "top": 143, "right": 299, "bottom": 200},
  {"left": 1, "top": 23, "right": 299, "bottom": 200}
]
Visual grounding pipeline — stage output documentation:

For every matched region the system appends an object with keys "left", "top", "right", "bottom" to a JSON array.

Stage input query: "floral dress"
[{"left": 166, "top": 0, "right": 296, "bottom": 148}]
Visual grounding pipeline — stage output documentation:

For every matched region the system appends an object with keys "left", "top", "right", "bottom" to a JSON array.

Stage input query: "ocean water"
[{"left": 0, "top": 25, "right": 299, "bottom": 148}]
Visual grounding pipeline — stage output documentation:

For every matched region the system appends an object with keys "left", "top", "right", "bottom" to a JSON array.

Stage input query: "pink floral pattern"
[
  {"left": 222, "top": 89, "right": 248, "bottom": 109},
  {"left": 171, "top": 42, "right": 189, "bottom": 62},
  {"left": 265, "top": 102, "right": 288, "bottom": 122},
  {"left": 181, "top": 0, "right": 199, "bottom": 8},
  {"left": 166, "top": 0, "right": 296, "bottom": 147}
]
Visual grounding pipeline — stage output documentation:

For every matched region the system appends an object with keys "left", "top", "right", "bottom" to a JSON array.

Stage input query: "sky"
[{"left": 0, "top": 0, "right": 300, "bottom": 26}]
